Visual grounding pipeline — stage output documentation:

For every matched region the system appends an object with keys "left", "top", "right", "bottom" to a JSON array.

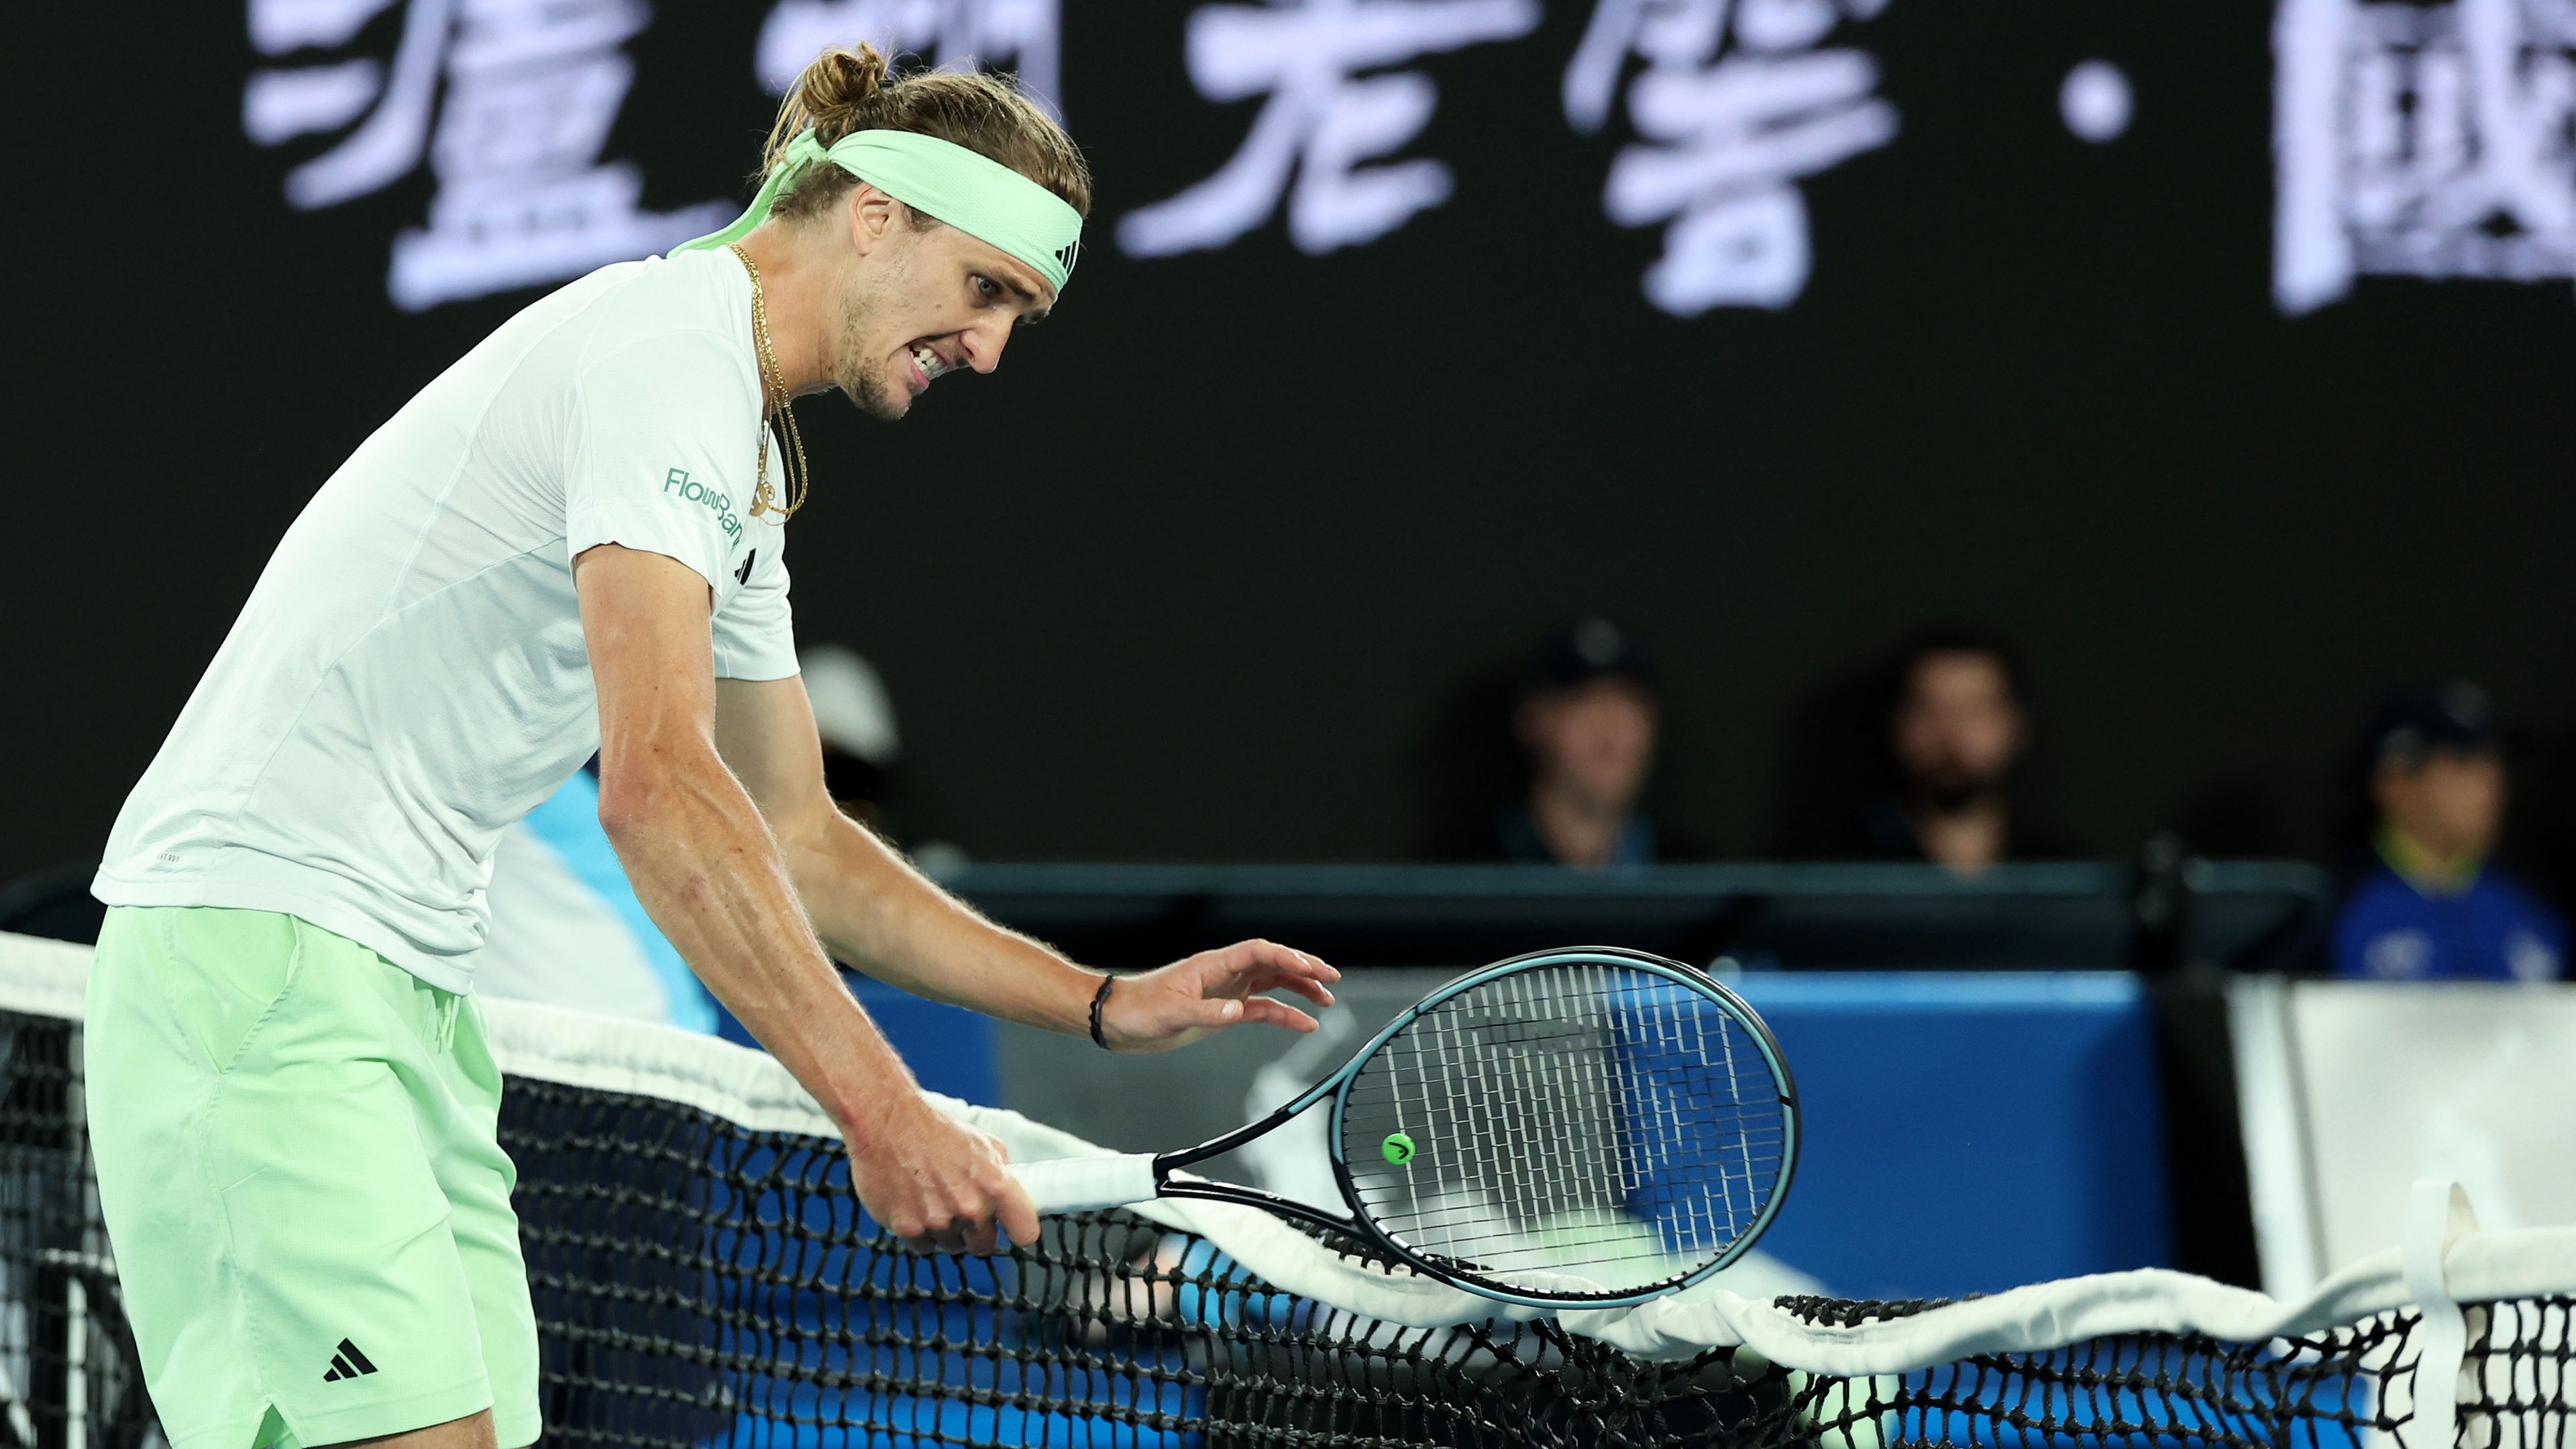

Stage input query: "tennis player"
[{"left": 85, "top": 44, "right": 1338, "bottom": 1449}]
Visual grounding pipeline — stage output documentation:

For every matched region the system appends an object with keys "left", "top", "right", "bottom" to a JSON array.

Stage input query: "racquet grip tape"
[{"left": 1015, "top": 1154, "right": 1159, "bottom": 1214}]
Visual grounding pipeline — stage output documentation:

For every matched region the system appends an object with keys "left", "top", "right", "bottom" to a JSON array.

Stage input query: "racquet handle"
[{"left": 1014, "top": 1154, "right": 1160, "bottom": 1214}]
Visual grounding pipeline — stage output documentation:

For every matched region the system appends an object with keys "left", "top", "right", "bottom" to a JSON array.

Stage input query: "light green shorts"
[{"left": 85, "top": 906, "right": 541, "bottom": 1448}]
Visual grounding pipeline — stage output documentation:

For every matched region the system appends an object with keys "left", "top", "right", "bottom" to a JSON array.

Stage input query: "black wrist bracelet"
[{"left": 1087, "top": 975, "right": 1116, "bottom": 1050}]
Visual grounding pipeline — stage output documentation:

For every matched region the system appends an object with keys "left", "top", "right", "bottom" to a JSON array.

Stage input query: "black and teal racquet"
[{"left": 1017, "top": 946, "right": 1800, "bottom": 1309}]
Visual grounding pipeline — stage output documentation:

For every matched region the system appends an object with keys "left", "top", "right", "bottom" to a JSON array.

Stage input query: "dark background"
[{"left": 11, "top": 1, "right": 2573, "bottom": 883}]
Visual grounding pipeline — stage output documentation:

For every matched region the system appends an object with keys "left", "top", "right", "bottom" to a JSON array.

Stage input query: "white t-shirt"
[{"left": 94, "top": 247, "right": 797, "bottom": 993}]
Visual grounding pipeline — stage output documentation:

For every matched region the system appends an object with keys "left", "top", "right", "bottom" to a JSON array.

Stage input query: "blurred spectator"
[
  {"left": 804, "top": 643, "right": 901, "bottom": 824},
  {"left": 1782, "top": 625, "right": 2082, "bottom": 874},
  {"left": 1470, "top": 619, "right": 1689, "bottom": 868},
  {"left": 479, "top": 642, "right": 919, "bottom": 1026},
  {"left": 803, "top": 642, "right": 971, "bottom": 871},
  {"left": 480, "top": 767, "right": 719, "bottom": 1029},
  {"left": 2330, "top": 684, "right": 2565, "bottom": 981}
]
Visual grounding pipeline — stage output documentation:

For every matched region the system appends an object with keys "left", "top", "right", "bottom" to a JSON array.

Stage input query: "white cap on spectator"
[{"left": 800, "top": 645, "right": 900, "bottom": 765}]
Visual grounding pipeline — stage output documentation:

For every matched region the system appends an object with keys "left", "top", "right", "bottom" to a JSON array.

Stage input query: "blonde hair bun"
[{"left": 773, "top": 43, "right": 889, "bottom": 161}]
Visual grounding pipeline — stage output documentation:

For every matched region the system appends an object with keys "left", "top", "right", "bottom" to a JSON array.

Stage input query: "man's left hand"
[{"left": 1099, "top": 939, "right": 1340, "bottom": 1052}]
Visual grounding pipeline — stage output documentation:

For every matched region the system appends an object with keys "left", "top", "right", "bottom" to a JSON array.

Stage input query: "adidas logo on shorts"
[{"left": 322, "top": 1338, "right": 380, "bottom": 1382}]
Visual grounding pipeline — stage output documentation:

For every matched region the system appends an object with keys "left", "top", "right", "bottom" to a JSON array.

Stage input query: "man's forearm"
[
  {"left": 602, "top": 755, "right": 922, "bottom": 1136},
  {"left": 782, "top": 812, "right": 1102, "bottom": 1035}
]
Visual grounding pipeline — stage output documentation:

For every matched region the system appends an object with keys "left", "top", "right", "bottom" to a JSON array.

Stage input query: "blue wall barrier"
[
  {"left": 1727, "top": 973, "right": 2171, "bottom": 1301},
  {"left": 716, "top": 971, "right": 1002, "bottom": 1108}
]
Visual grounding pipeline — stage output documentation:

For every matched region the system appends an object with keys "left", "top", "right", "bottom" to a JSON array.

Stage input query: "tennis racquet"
[{"left": 1015, "top": 946, "right": 1799, "bottom": 1309}]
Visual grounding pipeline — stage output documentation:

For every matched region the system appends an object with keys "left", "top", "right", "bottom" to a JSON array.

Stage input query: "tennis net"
[{"left": 3, "top": 930, "right": 2571, "bottom": 1449}]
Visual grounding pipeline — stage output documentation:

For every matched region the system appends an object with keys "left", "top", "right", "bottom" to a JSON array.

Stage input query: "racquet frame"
[{"left": 1137, "top": 945, "right": 1801, "bottom": 1308}]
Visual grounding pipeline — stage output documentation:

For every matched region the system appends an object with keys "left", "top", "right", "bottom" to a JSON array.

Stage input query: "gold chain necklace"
[{"left": 730, "top": 244, "right": 810, "bottom": 523}]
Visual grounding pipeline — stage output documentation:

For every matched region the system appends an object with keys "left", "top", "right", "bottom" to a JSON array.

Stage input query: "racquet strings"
[{"left": 1337, "top": 960, "right": 1789, "bottom": 1298}]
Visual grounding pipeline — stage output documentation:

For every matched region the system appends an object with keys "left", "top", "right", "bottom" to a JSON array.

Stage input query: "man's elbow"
[
  {"left": 594, "top": 743, "right": 757, "bottom": 852},
  {"left": 594, "top": 773, "right": 659, "bottom": 849},
  {"left": 595, "top": 756, "right": 700, "bottom": 847}
]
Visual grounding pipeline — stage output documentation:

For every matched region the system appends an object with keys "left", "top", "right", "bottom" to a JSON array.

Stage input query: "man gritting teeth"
[{"left": 911, "top": 342, "right": 954, "bottom": 382}]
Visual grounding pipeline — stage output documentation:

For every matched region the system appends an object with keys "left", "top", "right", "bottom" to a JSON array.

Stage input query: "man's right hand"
[{"left": 845, "top": 1091, "right": 1040, "bottom": 1256}]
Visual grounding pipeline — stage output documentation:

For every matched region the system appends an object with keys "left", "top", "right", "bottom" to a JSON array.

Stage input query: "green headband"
[{"left": 675, "top": 127, "right": 1082, "bottom": 293}]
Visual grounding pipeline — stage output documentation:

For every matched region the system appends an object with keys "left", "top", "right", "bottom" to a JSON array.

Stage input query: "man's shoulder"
[
  {"left": 2336, "top": 859, "right": 2427, "bottom": 918},
  {"left": 2330, "top": 862, "right": 2444, "bottom": 977},
  {"left": 496, "top": 252, "right": 745, "bottom": 382},
  {"left": 2469, "top": 864, "right": 2569, "bottom": 940},
  {"left": 414, "top": 254, "right": 745, "bottom": 423},
  {"left": 2330, "top": 861, "right": 2437, "bottom": 948}
]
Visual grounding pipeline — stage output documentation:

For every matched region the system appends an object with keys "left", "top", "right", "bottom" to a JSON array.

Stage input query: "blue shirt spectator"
[
  {"left": 480, "top": 768, "right": 718, "bottom": 1030},
  {"left": 2330, "top": 684, "right": 2567, "bottom": 981},
  {"left": 2333, "top": 842, "right": 2565, "bottom": 981}
]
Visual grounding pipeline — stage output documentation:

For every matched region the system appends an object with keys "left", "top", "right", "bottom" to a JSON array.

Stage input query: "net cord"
[{"left": 9, "top": 931, "right": 2576, "bottom": 1379}]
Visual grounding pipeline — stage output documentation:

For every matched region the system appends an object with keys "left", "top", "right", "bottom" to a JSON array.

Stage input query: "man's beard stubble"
[{"left": 830, "top": 284, "right": 903, "bottom": 421}]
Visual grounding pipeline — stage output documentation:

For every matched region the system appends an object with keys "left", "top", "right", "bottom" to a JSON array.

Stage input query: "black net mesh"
[{"left": 3, "top": 1005, "right": 2572, "bottom": 1449}]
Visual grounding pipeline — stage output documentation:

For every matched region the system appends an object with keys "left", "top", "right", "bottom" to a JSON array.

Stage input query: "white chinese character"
[
  {"left": 1117, "top": 0, "right": 1542, "bottom": 258},
  {"left": 1564, "top": 0, "right": 1896, "bottom": 315},
  {"left": 244, "top": 0, "right": 444, "bottom": 209},
  {"left": 2275, "top": 0, "right": 2576, "bottom": 314},
  {"left": 242, "top": 0, "right": 731, "bottom": 311},
  {"left": 756, "top": 0, "right": 1063, "bottom": 115}
]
